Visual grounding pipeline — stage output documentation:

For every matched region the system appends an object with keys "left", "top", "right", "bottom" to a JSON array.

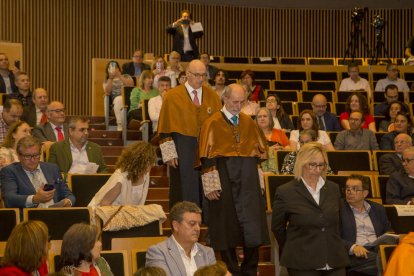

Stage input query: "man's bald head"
[
  {"left": 186, "top": 60, "right": 206, "bottom": 89},
  {"left": 312, "top": 94, "right": 328, "bottom": 116},
  {"left": 222, "top": 84, "right": 246, "bottom": 116},
  {"left": 394, "top": 133, "right": 413, "bottom": 154}
]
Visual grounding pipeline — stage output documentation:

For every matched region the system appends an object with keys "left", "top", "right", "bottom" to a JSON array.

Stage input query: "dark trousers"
[
  {"left": 181, "top": 50, "right": 197, "bottom": 61},
  {"left": 221, "top": 247, "right": 259, "bottom": 276},
  {"left": 287, "top": 267, "right": 346, "bottom": 276}
]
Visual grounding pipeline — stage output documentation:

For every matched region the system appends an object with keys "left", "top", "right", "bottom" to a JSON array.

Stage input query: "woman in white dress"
[
  {"left": 89, "top": 141, "right": 156, "bottom": 206},
  {"left": 289, "top": 109, "right": 335, "bottom": 151}
]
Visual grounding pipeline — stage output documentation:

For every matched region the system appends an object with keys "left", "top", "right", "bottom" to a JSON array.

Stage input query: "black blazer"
[
  {"left": 21, "top": 105, "right": 38, "bottom": 127},
  {"left": 0, "top": 71, "right": 18, "bottom": 93},
  {"left": 121, "top": 62, "right": 150, "bottom": 77},
  {"left": 379, "top": 153, "right": 404, "bottom": 175},
  {"left": 340, "top": 199, "right": 391, "bottom": 252},
  {"left": 166, "top": 24, "right": 203, "bottom": 57},
  {"left": 272, "top": 179, "right": 349, "bottom": 270}
]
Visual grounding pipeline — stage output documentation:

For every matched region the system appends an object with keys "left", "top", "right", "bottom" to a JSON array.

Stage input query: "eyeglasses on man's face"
[
  {"left": 20, "top": 153, "right": 41, "bottom": 160},
  {"left": 188, "top": 71, "right": 207, "bottom": 79},
  {"left": 343, "top": 186, "right": 365, "bottom": 193}
]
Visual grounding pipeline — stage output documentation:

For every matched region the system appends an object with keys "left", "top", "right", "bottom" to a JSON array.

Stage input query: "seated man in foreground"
[
  {"left": 0, "top": 136, "right": 75, "bottom": 208},
  {"left": 146, "top": 201, "right": 216, "bottom": 276},
  {"left": 341, "top": 174, "right": 396, "bottom": 275}
]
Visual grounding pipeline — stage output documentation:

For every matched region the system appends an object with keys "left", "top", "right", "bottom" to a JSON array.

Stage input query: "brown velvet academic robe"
[
  {"left": 158, "top": 84, "right": 222, "bottom": 208},
  {"left": 199, "top": 111, "right": 270, "bottom": 250}
]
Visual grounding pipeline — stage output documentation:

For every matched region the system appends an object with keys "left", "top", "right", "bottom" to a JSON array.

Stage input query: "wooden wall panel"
[{"left": 0, "top": 0, "right": 413, "bottom": 115}]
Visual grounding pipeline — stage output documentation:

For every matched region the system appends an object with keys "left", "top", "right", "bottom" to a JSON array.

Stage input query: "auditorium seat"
[
  {"left": 372, "top": 72, "right": 388, "bottom": 82},
  {"left": 408, "top": 92, "right": 414, "bottom": 103},
  {"left": 251, "top": 57, "right": 277, "bottom": 64},
  {"left": 336, "top": 91, "right": 368, "bottom": 103},
  {"left": 326, "top": 150, "right": 372, "bottom": 173},
  {"left": 326, "top": 175, "right": 375, "bottom": 198},
  {"left": 337, "top": 58, "right": 364, "bottom": 66},
  {"left": 366, "top": 58, "right": 393, "bottom": 65},
  {"left": 309, "top": 71, "right": 338, "bottom": 81},
  {"left": 380, "top": 244, "right": 397, "bottom": 272},
  {"left": 306, "top": 80, "right": 337, "bottom": 91},
  {"left": 132, "top": 249, "right": 148, "bottom": 273},
  {"left": 223, "top": 56, "right": 249, "bottom": 63},
  {"left": 274, "top": 80, "right": 304, "bottom": 91},
  {"left": 226, "top": 71, "right": 243, "bottom": 79},
  {"left": 328, "top": 132, "right": 339, "bottom": 145},
  {"left": 290, "top": 115, "right": 299, "bottom": 129},
  {"left": 297, "top": 102, "right": 333, "bottom": 114},
  {"left": 279, "top": 71, "right": 307, "bottom": 81},
  {"left": 255, "top": 80, "right": 271, "bottom": 90},
  {"left": 385, "top": 205, "right": 414, "bottom": 234},
  {"left": 0, "top": 208, "right": 19, "bottom": 256},
  {"left": 373, "top": 91, "right": 404, "bottom": 103},
  {"left": 376, "top": 175, "right": 389, "bottom": 204},
  {"left": 334, "top": 102, "right": 347, "bottom": 114},
  {"left": 281, "top": 102, "right": 297, "bottom": 116},
  {"left": 275, "top": 150, "right": 292, "bottom": 173},
  {"left": 307, "top": 57, "right": 335, "bottom": 65},
  {"left": 254, "top": 71, "right": 276, "bottom": 80},
  {"left": 404, "top": 72, "right": 414, "bottom": 81},
  {"left": 67, "top": 174, "right": 112, "bottom": 207},
  {"left": 279, "top": 57, "right": 306, "bottom": 65},
  {"left": 301, "top": 90, "right": 334, "bottom": 102},
  {"left": 266, "top": 90, "right": 299, "bottom": 102},
  {"left": 265, "top": 174, "right": 294, "bottom": 210},
  {"left": 375, "top": 132, "right": 387, "bottom": 146},
  {"left": 23, "top": 208, "right": 92, "bottom": 240}
]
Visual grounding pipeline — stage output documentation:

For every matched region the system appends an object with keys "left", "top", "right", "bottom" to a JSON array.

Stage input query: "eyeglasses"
[
  {"left": 312, "top": 104, "right": 326, "bottom": 109},
  {"left": 188, "top": 71, "right": 207, "bottom": 79},
  {"left": 266, "top": 99, "right": 276, "bottom": 103},
  {"left": 343, "top": 187, "right": 365, "bottom": 193},
  {"left": 395, "top": 140, "right": 410, "bottom": 145},
  {"left": 133, "top": 55, "right": 143, "bottom": 58},
  {"left": 402, "top": 158, "right": 414, "bottom": 163},
  {"left": 348, "top": 117, "right": 361, "bottom": 122},
  {"left": 20, "top": 154, "right": 41, "bottom": 160},
  {"left": 48, "top": 109, "right": 65, "bottom": 113},
  {"left": 307, "top": 162, "right": 327, "bottom": 170}
]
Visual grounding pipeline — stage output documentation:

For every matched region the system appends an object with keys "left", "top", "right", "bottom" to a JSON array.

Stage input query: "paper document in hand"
[{"left": 190, "top": 22, "right": 203, "bottom": 33}]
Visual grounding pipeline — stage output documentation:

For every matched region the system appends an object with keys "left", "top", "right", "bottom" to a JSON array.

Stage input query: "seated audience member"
[
  {"left": 167, "top": 51, "right": 184, "bottom": 80},
  {"left": 339, "top": 63, "right": 372, "bottom": 100},
  {"left": 374, "top": 84, "right": 404, "bottom": 116},
  {"left": 266, "top": 95, "right": 294, "bottom": 130},
  {"left": 311, "top": 94, "right": 341, "bottom": 131},
  {"left": 48, "top": 116, "right": 107, "bottom": 174},
  {"left": 281, "top": 129, "right": 334, "bottom": 174},
  {"left": 386, "top": 146, "right": 414, "bottom": 204},
  {"left": 334, "top": 111, "right": 379, "bottom": 150},
  {"left": 134, "top": 267, "right": 167, "bottom": 276},
  {"left": 199, "top": 52, "right": 218, "bottom": 81},
  {"left": 177, "top": 71, "right": 187, "bottom": 85},
  {"left": 340, "top": 92, "right": 376, "bottom": 132},
  {"left": 0, "top": 99, "right": 24, "bottom": 144},
  {"left": 256, "top": 107, "right": 290, "bottom": 174},
  {"left": 122, "top": 49, "right": 150, "bottom": 78},
  {"left": 0, "top": 121, "right": 31, "bottom": 169},
  {"left": 0, "top": 53, "right": 18, "bottom": 94},
  {"left": 88, "top": 141, "right": 156, "bottom": 206},
  {"left": 380, "top": 112, "right": 414, "bottom": 150},
  {"left": 103, "top": 60, "right": 134, "bottom": 131},
  {"left": 240, "top": 70, "right": 265, "bottom": 101},
  {"left": 58, "top": 223, "right": 113, "bottom": 275},
  {"left": 379, "top": 100, "right": 407, "bottom": 132},
  {"left": 240, "top": 88, "right": 259, "bottom": 116},
  {"left": 146, "top": 201, "right": 216, "bottom": 276},
  {"left": 383, "top": 232, "right": 414, "bottom": 276},
  {"left": 0, "top": 136, "right": 75, "bottom": 208},
  {"left": 129, "top": 70, "right": 159, "bottom": 121},
  {"left": 375, "top": 63, "right": 410, "bottom": 102},
  {"left": 152, "top": 56, "right": 177, "bottom": 88},
  {"left": 379, "top": 133, "right": 413, "bottom": 175},
  {"left": 148, "top": 76, "right": 171, "bottom": 133},
  {"left": 289, "top": 109, "right": 334, "bottom": 150},
  {"left": 32, "top": 101, "right": 68, "bottom": 146},
  {"left": 9, "top": 72, "right": 33, "bottom": 107},
  {"left": 21, "top": 88, "right": 49, "bottom": 127},
  {"left": 341, "top": 174, "right": 395, "bottom": 276},
  {"left": 212, "top": 69, "right": 227, "bottom": 98},
  {"left": 0, "top": 220, "right": 49, "bottom": 275},
  {"left": 194, "top": 261, "right": 231, "bottom": 276}
]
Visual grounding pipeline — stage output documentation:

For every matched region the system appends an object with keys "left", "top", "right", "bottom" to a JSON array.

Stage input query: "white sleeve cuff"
[
  {"left": 201, "top": 169, "right": 222, "bottom": 196},
  {"left": 26, "top": 195, "right": 36, "bottom": 207},
  {"left": 159, "top": 139, "right": 178, "bottom": 163},
  {"left": 258, "top": 167, "right": 265, "bottom": 190}
]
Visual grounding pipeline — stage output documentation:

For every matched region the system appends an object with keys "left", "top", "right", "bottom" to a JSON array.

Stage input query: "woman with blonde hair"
[
  {"left": 0, "top": 121, "right": 31, "bottom": 168},
  {"left": 89, "top": 141, "right": 156, "bottom": 206},
  {"left": 0, "top": 220, "right": 49, "bottom": 275},
  {"left": 272, "top": 142, "right": 348, "bottom": 275}
]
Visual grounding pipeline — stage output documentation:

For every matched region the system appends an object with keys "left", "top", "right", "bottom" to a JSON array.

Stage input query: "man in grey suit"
[
  {"left": 0, "top": 136, "right": 75, "bottom": 209},
  {"left": 379, "top": 133, "right": 412, "bottom": 175},
  {"left": 146, "top": 201, "right": 216, "bottom": 276},
  {"left": 32, "top": 101, "right": 69, "bottom": 146}
]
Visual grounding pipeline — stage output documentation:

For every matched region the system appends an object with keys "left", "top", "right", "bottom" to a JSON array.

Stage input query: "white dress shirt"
[{"left": 171, "top": 235, "right": 199, "bottom": 276}]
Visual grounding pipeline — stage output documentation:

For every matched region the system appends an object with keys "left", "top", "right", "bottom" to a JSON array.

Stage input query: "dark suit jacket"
[
  {"left": 0, "top": 70, "right": 18, "bottom": 93},
  {"left": 146, "top": 236, "right": 216, "bottom": 276},
  {"left": 48, "top": 140, "right": 107, "bottom": 173},
  {"left": 21, "top": 105, "right": 38, "bottom": 127},
  {"left": 166, "top": 24, "right": 203, "bottom": 57},
  {"left": 207, "top": 64, "right": 218, "bottom": 80},
  {"left": 0, "top": 162, "right": 75, "bottom": 208},
  {"left": 341, "top": 199, "right": 391, "bottom": 252},
  {"left": 121, "top": 62, "right": 150, "bottom": 77},
  {"left": 279, "top": 114, "right": 294, "bottom": 130},
  {"left": 379, "top": 153, "right": 404, "bottom": 175},
  {"left": 386, "top": 171, "right": 414, "bottom": 204},
  {"left": 272, "top": 179, "right": 349, "bottom": 270},
  {"left": 32, "top": 122, "right": 69, "bottom": 143},
  {"left": 321, "top": 112, "right": 341, "bottom": 131}
]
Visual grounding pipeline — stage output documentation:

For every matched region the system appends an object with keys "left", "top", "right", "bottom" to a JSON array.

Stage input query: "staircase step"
[
  {"left": 90, "top": 124, "right": 106, "bottom": 130},
  {"left": 101, "top": 146, "right": 125, "bottom": 156},
  {"left": 104, "top": 156, "right": 118, "bottom": 165},
  {"left": 127, "top": 130, "right": 142, "bottom": 140},
  {"left": 150, "top": 165, "right": 167, "bottom": 176},
  {"left": 145, "top": 199, "right": 169, "bottom": 212},
  {"left": 147, "top": 187, "right": 169, "bottom": 200},
  {"left": 89, "top": 130, "right": 122, "bottom": 139},
  {"left": 89, "top": 138, "right": 123, "bottom": 146},
  {"left": 149, "top": 176, "right": 169, "bottom": 187}
]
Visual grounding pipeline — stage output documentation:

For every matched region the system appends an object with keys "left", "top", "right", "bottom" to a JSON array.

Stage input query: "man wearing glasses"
[
  {"left": 386, "top": 146, "right": 414, "bottom": 204},
  {"left": 0, "top": 136, "right": 75, "bottom": 209},
  {"left": 374, "top": 63, "right": 409, "bottom": 102},
  {"left": 341, "top": 174, "right": 394, "bottom": 275},
  {"left": 379, "top": 133, "right": 412, "bottom": 175},
  {"left": 121, "top": 49, "right": 150, "bottom": 78},
  {"left": 311, "top": 94, "right": 341, "bottom": 131},
  {"left": 158, "top": 60, "right": 221, "bottom": 209}
]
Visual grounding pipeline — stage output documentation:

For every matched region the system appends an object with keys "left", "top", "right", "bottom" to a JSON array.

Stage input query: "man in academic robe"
[
  {"left": 198, "top": 83, "right": 269, "bottom": 276},
  {"left": 157, "top": 59, "right": 221, "bottom": 209}
]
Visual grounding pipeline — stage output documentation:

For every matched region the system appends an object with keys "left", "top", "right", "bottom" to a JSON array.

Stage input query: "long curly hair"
[{"left": 116, "top": 141, "right": 156, "bottom": 183}]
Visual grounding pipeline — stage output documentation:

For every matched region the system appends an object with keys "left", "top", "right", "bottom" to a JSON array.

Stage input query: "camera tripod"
[
  {"left": 342, "top": 17, "right": 371, "bottom": 63},
  {"left": 369, "top": 28, "right": 391, "bottom": 65}
]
